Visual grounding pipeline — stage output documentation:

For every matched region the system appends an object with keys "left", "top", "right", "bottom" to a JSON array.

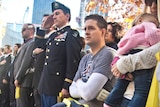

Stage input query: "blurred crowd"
[{"left": 0, "top": 0, "right": 159, "bottom": 107}]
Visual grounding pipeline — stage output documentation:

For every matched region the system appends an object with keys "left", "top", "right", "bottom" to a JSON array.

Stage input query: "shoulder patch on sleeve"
[{"left": 71, "top": 29, "right": 79, "bottom": 37}]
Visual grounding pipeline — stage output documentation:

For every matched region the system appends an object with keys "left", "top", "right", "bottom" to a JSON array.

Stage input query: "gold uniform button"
[
  {"left": 56, "top": 72, "right": 60, "bottom": 75},
  {"left": 56, "top": 42, "right": 59, "bottom": 45},
  {"left": 46, "top": 56, "right": 49, "bottom": 59},
  {"left": 49, "top": 42, "right": 51, "bottom": 45},
  {"left": 47, "top": 49, "right": 50, "bottom": 52},
  {"left": 45, "top": 62, "right": 47, "bottom": 65},
  {"left": 74, "top": 60, "right": 76, "bottom": 63}
]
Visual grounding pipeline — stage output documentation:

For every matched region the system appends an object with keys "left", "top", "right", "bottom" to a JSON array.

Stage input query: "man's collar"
[
  {"left": 23, "top": 38, "right": 33, "bottom": 43},
  {"left": 57, "top": 23, "right": 70, "bottom": 30}
]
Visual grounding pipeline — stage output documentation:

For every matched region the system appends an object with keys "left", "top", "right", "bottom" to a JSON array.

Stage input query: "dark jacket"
[
  {"left": 38, "top": 26, "right": 82, "bottom": 96},
  {"left": 14, "top": 39, "right": 35, "bottom": 87},
  {"left": 32, "top": 51, "right": 45, "bottom": 89},
  {"left": 106, "top": 42, "right": 118, "bottom": 50},
  {"left": 0, "top": 55, "right": 11, "bottom": 84}
]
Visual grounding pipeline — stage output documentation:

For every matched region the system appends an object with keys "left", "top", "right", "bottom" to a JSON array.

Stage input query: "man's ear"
[
  {"left": 102, "top": 28, "right": 107, "bottom": 36},
  {"left": 66, "top": 13, "right": 70, "bottom": 21}
]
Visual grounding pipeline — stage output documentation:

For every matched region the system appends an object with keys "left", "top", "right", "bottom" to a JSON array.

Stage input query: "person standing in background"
[
  {"left": 145, "top": 0, "right": 158, "bottom": 16},
  {"left": 8, "top": 43, "right": 21, "bottom": 107},
  {"left": 105, "top": 22, "right": 123, "bottom": 50},
  {"left": 14, "top": 23, "right": 35, "bottom": 107},
  {"left": 0, "top": 48, "right": 4, "bottom": 61},
  {"left": 12, "top": 44, "right": 21, "bottom": 57},
  {"left": 0, "top": 45, "right": 12, "bottom": 107}
]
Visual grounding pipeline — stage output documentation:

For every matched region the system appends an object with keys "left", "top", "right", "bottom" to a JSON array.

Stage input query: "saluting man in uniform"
[{"left": 36, "top": 1, "right": 82, "bottom": 107}]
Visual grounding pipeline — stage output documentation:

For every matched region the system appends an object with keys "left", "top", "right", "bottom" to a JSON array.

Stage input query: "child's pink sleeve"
[
  {"left": 143, "top": 22, "right": 160, "bottom": 46},
  {"left": 111, "top": 56, "right": 120, "bottom": 66}
]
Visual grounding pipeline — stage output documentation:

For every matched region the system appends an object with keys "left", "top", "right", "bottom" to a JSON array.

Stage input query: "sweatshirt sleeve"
[
  {"left": 144, "top": 22, "right": 160, "bottom": 46},
  {"left": 116, "top": 42, "right": 160, "bottom": 74},
  {"left": 70, "top": 73, "right": 108, "bottom": 101}
]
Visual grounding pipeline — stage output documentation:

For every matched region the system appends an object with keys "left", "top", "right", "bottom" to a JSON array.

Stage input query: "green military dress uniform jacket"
[{"left": 37, "top": 26, "right": 82, "bottom": 96}]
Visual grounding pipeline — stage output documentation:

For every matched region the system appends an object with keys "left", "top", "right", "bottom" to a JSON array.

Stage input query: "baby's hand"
[{"left": 111, "top": 64, "right": 122, "bottom": 78}]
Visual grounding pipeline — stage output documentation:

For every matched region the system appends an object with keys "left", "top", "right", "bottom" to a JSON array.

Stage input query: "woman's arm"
[{"left": 115, "top": 42, "right": 160, "bottom": 74}]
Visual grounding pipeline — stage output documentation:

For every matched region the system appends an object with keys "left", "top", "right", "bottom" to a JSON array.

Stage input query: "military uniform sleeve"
[
  {"left": 35, "top": 27, "right": 47, "bottom": 49},
  {"left": 63, "top": 30, "right": 82, "bottom": 91}
]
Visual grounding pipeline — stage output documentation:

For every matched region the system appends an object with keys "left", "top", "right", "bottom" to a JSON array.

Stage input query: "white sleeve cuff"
[{"left": 75, "top": 73, "right": 108, "bottom": 101}]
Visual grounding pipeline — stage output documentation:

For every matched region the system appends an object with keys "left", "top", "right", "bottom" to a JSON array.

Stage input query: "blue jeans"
[
  {"left": 41, "top": 94, "right": 57, "bottom": 107},
  {"left": 104, "top": 78, "right": 130, "bottom": 107},
  {"left": 105, "top": 68, "right": 154, "bottom": 107},
  {"left": 52, "top": 102, "right": 66, "bottom": 107},
  {"left": 120, "top": 97, "right": 130, "bottom": 107}
]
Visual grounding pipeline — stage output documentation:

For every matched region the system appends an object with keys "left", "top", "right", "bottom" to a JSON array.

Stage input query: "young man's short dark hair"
[{"left": 84, "top": 14, "right": 107, "bottom": 30}]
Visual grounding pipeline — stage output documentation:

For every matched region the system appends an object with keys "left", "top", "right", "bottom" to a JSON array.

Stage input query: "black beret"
[{"left": 51, "top": 1, "right": 70, "bottom": 15}]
